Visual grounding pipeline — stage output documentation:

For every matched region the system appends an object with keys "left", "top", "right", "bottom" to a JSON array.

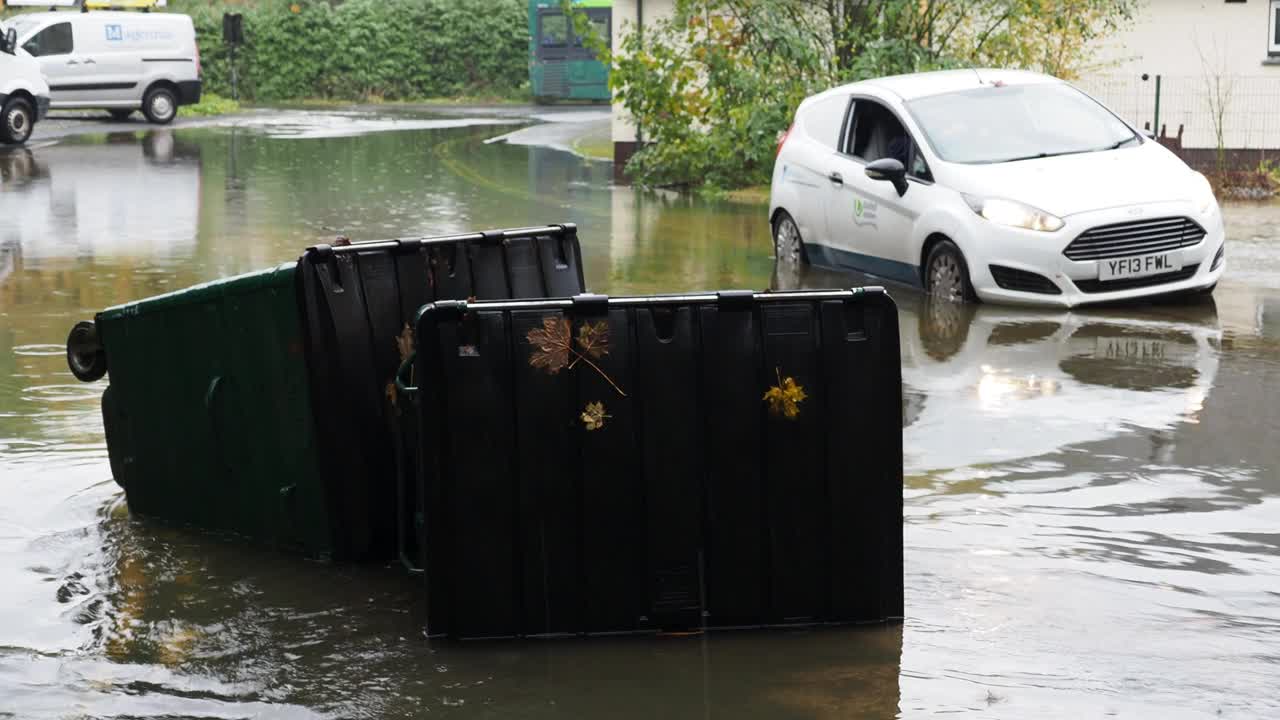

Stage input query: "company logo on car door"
[
  {"left": 105, "top": 24, "right": 123, "bottom": 42},
  {"left": 853, "top": 196, "right": 879, "bottom": 228}
]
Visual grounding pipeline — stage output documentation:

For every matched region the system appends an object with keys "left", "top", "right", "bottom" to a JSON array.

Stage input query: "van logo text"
[{"left": 105, "top": 24, "right": 123, "bottom": 42}]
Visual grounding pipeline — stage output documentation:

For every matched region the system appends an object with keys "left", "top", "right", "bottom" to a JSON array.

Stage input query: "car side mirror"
[
  {"left": 865, "top": 158, "right": 908, "bottom": 196},
  {"left": 1, "top": 28, "right": 16, "bottom": 55}
]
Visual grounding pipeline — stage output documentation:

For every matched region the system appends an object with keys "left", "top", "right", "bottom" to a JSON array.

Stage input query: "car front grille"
[
  {"left": 1063, "top": 216, "right": 1206, "bottom": 262},
  {"left": 1073, "top": 263, "right": 1201, "bottom": 294},
  {"left": 989, "top": 265, "right": 1062, "bottom": 295}
]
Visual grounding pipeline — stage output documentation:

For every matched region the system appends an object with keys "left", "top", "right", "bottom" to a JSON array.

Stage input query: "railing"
[{"left": 1078, "top": 74, "right": 1280, "bottom": 151}]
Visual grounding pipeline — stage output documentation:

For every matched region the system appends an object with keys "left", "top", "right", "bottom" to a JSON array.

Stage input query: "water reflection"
[
  {"left": 77, "top": 496, "right": 903, "bottom": 718},
  {"left": 0, "top": 132, "right": 201, "bottom": 263},
  {"left": 776, "top": 264, "right": 1223, "bottom": 473}
]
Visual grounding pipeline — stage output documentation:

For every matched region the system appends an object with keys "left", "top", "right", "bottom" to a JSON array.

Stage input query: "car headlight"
[
  {"left": 962, "top": 194, "right": 1064, "bottom": 232},
  {"left": 1191, "top": 172, "right": 1217, "bottom": 215}
]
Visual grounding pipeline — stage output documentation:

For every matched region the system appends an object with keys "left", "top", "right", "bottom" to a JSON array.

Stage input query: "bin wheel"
[{"left": 67, "top": 321, "right": 108, "bottom": 382}]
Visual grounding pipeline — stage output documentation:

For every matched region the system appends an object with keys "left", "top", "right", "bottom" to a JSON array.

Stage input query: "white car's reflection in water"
[
  {"left": 774, "top": 263, "right": 1220, "bottom": 474},
  {"left": 0, "top": 131, "right": 199, "bottom": 264}
]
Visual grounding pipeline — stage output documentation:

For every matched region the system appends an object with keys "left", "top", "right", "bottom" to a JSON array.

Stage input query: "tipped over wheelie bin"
[
  {"left": 66, "top": 225, "right": 585, "bottom": 560},
  {"left": 398, "top": 288, "right": 904, "bottom": 639}
]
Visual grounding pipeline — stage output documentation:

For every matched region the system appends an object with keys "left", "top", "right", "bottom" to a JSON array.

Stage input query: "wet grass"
[
  {"left": 178, "top": 93, "right": 241, "bottom": 118},
  {"left": 571, "top": 125, "right": 614, "bottom": 161}
]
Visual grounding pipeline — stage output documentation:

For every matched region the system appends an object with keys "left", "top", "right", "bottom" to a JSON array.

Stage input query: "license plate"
[
  {"left": 1094, "top": 337, "right": 1168, "bottom": 361},
  {"left": 1098, "top": 253, "right": 1182, "bottom": 281}
]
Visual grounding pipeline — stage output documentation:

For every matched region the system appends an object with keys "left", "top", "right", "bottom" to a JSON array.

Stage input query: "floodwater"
[{"left": 1, "top": 109, "right": 1279, "bottom": 719}]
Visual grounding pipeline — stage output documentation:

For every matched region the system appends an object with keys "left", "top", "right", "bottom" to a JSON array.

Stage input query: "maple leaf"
[
  {"left": 581, "top": 401, "right": 609, "bottom": 431},
  {"left": 575, "top": 320, "right": 610, "bottom": 361},
  {"left": 526, "top": 315, "right": 572, "bottom": 374},
  {"left": 763, "top": 368, "right": 807, "bottom": 420}
]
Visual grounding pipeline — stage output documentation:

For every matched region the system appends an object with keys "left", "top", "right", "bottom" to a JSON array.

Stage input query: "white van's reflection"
[
  {"left": 775, "top": 263, "right": 1221, "bottom": 473},
  {"left": 0, "top": 131, "right": 199, "bottom": 263}
]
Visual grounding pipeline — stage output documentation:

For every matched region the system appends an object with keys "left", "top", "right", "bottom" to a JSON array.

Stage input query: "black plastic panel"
[
  {"left": 297, "top": 224, "right": 585, "bottom": 561},
  {"left": 412, "top": 288, "right": 903, "bottom": 639}
]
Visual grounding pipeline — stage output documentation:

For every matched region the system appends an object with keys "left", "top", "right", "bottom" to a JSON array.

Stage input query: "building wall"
[
  {"left": 610, "top": 0, "right": 676, "bottom": 168},
  {"left": 1078, "top": 0, "right": 1280, "bottom": 149}
]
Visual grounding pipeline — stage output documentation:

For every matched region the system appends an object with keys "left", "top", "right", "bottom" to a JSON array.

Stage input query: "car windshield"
[{"left": 905, "top": 83, "right": 1138, "bottom": 164}]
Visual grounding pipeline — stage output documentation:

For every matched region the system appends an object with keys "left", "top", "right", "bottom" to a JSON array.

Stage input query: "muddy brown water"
[{"left": 1, "top": 111, "right": 1278, "bottom": 719}]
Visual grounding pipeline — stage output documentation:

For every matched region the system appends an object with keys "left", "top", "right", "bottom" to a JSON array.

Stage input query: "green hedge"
[{"left": 175, "top": 0, "right": 529, "bottom": 102}]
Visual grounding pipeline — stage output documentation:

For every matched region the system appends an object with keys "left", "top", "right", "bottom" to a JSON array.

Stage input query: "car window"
[
  {"left": 801, "top": 94, "right": 850, "bottom": 150},
  {"left": 847, "top": 99, "right": 929, "bottom": 179},
  {"left": 22, "top": 22, "right": 73, "bottom": 57},
  {"left": 906, "top": 83, "right": 1138, "bottom": 164}
]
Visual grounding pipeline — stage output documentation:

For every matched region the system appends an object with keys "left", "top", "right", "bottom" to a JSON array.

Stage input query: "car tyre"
[
  {"left": 772, "top": 211, "right": 808, "bottom": 266},
  {"left": 109, "top": 109, "right": 135, "bottom": 122},
  {"left": 924, "top": 239, "right": 977, "bottom": 303},
  {"left": 142, "top": 87, "right": 178, "bottom": 125},
  {"left": 0, "top": 97, "right": 35, "bottom": 145}
]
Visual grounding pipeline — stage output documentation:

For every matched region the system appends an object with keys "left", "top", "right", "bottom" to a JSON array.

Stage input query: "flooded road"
[{"left": 1, "top": 109, "right": 1278, "bottom": 719}]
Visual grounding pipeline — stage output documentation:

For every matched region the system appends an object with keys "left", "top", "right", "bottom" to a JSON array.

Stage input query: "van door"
[
  {"left": 21, "top": 21, "right": 90, "bottom": 106},
  {"left": 782, "top": 93, "right": 851, "bottom": 250},
  {"left": 823, "top": 99, "right": 928, "bottom": 286},
  {"left": 80, "top": 17, "right": 145, "bottom": 106}
]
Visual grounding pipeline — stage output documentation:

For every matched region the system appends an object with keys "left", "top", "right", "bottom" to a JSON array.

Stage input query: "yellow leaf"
[
  {"left": 763, "top": 368, "right": 807, "bottom": 420},
  {"left": 581, "top": 401, "right": 609, "bottom": 431}
]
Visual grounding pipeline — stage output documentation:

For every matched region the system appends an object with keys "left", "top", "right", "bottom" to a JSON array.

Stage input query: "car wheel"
[
  {"left": 772, "top": 211, "right": 808, "bottom": 266},
  {"left": 109, "top": 109, "right": 134, "bottom": 122},
  {"left": 924, "top": 239, "right": 977, "bottom": 303},
  {"left": 0, "top": 97, "right": 34, "bottom": 145},
  {"left": 142, "top": 87, "right": 177, "bottom": 125}
]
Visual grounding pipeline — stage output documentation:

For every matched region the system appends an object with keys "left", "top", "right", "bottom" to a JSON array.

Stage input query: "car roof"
[
  {"left": 827, "top": 69, "right": 1062, "bottom": 102},
  {"left": 9, "top": 10, "right": 185, "bottom": 22}
]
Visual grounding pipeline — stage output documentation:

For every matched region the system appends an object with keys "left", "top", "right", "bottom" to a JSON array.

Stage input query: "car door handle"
[
  {"left": 65, "top": 59, "right": 80, "bottom": 65},
  {"left": 82, "top": 58, "right": 96, "bottom": 64},
  {"left": 827, "top": 171, "right": 843, "bottom": 186}
]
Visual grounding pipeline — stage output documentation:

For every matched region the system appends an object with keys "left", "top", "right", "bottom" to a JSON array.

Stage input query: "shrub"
[{"left": 174, "top": 0, "right": 529, "bottom": 102}]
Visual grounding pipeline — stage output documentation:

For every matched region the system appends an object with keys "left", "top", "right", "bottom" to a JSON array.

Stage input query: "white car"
[
  {"left": 0, "top": 22, "right": 51, "bottom": 144},
  {"left": 769, "top": 69, "right": 1225, "bottom": 307},
  {"left": 5, "top": 10, "right": 201, "bottom": 124}
]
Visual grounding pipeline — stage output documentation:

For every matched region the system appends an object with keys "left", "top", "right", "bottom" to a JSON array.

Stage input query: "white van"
[
  {"left": 0, "top": 22, "right": 51, "bottom": 144},
  {"left": 5, "top": 11, "right": 201, "bottom": 124}
]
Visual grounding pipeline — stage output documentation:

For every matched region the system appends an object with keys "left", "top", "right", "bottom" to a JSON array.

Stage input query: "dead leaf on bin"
[
  {"left": 574, "top": 320, "right": 610, "bottom": 362},
  {"left": 581, "top": 401, "right": 609, "bottom": 431},
  {"left": 526, "top": 315, "right": 572, "bottom": 373},
  {"left": 763, "top": 368, "right": 807, "bottom": 420}
]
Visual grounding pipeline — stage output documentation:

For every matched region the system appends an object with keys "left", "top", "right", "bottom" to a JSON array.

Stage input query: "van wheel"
[
  {"left": 109, "top": 109, "right": 134, "bottom": 122},
  {"left": 0, "top": 97, "right": 34, "bottom": 145},
  {"left": 924, "top": 239, "right": 977, "bottom": 303},
  {"left": 772, "top": 211, "right": 808, "bottom": 266},
  {"left": 142, "top": 87, "right": 177, "bottom": 125}
]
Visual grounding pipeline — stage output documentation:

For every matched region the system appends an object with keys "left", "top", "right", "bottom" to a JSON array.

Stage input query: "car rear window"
[{"left": 801, "top": 94, "right": 850, "bottom": 150}]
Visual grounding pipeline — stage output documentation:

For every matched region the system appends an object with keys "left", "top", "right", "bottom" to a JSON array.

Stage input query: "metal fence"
[{"left": 1077, "top": 74, "right": 1280, "bottom": 151}]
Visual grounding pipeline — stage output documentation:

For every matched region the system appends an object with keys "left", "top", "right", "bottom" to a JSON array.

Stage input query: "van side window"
[
  {"left": 22, "top": 22, "right": 73, "bottom": 57},
  {"left": 801, "top": 95, "right": 853, "bottom": 150},
  {"left": 847, "top": 99, "right": 931, "bottom": 181}
]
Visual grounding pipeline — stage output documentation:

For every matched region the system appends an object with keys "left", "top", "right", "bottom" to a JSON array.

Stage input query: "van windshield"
[{"left": 905, "top": 83, "right": 1138, "bottom": 164}]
